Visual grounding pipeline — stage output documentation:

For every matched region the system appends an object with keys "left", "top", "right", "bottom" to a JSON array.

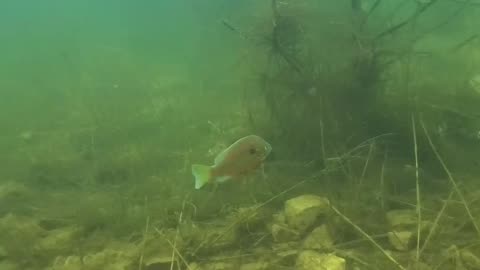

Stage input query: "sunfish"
[{"left": 192, "top": 135, "right": 272, "bottom": 189}]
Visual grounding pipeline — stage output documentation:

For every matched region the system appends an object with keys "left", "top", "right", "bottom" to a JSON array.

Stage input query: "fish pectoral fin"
[
  {"left": 250, "top": 163, "right": 267, "bottom": 179},
  {"left": 255, "top": 163, "right": 267, "bottom": 179},
  {"left": 215, "top": 175, "right": 232, "bottom": 183}
]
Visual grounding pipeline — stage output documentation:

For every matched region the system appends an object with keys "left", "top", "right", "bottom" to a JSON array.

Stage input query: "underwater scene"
[{"left": 1, "top": 0, "right": 480, "bottom": 269}]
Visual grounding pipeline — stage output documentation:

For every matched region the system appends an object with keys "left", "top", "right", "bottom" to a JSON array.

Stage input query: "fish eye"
[{"left": 249, "top": 148, "right": 257, "bottom": 154}]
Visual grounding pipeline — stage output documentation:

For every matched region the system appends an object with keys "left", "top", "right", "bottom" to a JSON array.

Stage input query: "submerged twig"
[
  {"left": 269, "top": 0, "right": 303, "bottom": 74},
  {"left": 340, "top": 133, "right": 394, "bottom": 160},
  {"left": 360, "top": 143, "right": 374, "bottom": 185},
  {"left": 420, "top": 119, "right": 480, "bottom": 238},
  {"left": 415, "top": 0, "right": 475, "bottom": 42},
  {"left": 380, "top": 148, "right": 388, "bottom": 211},
  {"left": 138, "top": 215, "right": 150, "bottom": 270},
  {"left": 450, "top": 34, "right": 479, "bottom": 52},
  {"left": 355, "top": 142, "right": 375, "bottom": 202},
  {"left": 419, "top": 189, "right": 455, "bottom": 256},
  {"left": 221, "top": 19, "right": 249, "bottom": 40},
  {"left": 367, "top": 0, "right": 382, "bottom": 17},
  {"left": 192, "top": 177, "right": 311, "bottom": 256},
  {"left": 271, "top": 0, "right": 279, "bottom": 19},
  {"left": 319, "top": 119, "right": 327, "bottom": 165},
  {"left": 411, "top": 114, "right": 421, "bottom": 262},
  {"left": 374, "top": 0, "right": 440, "bottom": 40},
  {"left": 171, "top": 199, "right": 186, "bottom": 270},
  {"left": 331, "top": 205, "right": 406, "bottom": 270},
  {"left": 361, "top": 0, "right": 382, "bottom": 29},
  {"left": 334, "top": 233, "right": 390, "bottom": 249},
  {"left": 335, "top": 249, "right": 375, "bottom": 269},
  {"left": 155, "top": 228, "right": 193, "bottom": 270},
  {"left": 351, "top": 0, "right": 362, "bottom": 12}
]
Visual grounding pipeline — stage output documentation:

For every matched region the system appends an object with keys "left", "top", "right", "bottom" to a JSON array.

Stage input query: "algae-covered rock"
[
  {"left": 82, "top": 247, "right": 138, "bottom": 270},
  {"left": 0, "top": 213, "right": 46, "bottom": 263},
  {"left": 35, "top": 226, "right": 83, "bottom": 258},
  {"left": 141, "top": 231, "right": 183, "bottom": 269},
  {"left": 296, "top": 250, "right": 345, "bottom": 270},
  {"left": 52, "top": 242, "right": 139, "bottom": 270},
  {"left": 50, "top": 255, "right": 83, "bottom": 270},
  {"left": 0, "top": 182, "right": 30, "bottom": 203},
  {"left": 271, "top": 223, "right": 300, "bottom": 242},
  {"left": 0, "top": 261, "right": 20, "bottom": 270},
  {"left": 386, "top": 209, "right": 429, "bottom": 230},
  {"left": 239, "top": 261, "right": 270, "bottom": 270},
  {"left": 200, "top": 262, "right": 236, "bottom": 270},
  {"left": 460, "top": 249, "right": 480, "bottom": 269},
  {"left": 302, "top": 224, "right": 334, "bottom": 250},
  {"left": 386, "top": 210, "right": 417, "bottom": 230},
  {"left": 272, "top": 243, "right": 299, "bottom": 266},
  {"left": 284, "top": 195, "right": 330, "bottom": 234},
  {"left": 143, "top": 256, "right": 178, "bottom": 270},
  {"left": 409, "top": 261, "right": 432, "bottom": 270},
  {"left": 188, "top": 263, "right": 203, "bottom": 270},
  {"left": 385, "top": 209, "right": 430, "bottom": 251},
  {"left": 50, "top": 248, "right": 141, "bottom": 270},
  {"left": 387, "top": 230, "right": 414, "bottom": 251},
  {"left": 270, "top": 212, "right": 300, "bottom": 242},
  {"left": 0, "top": 245, "right": 8, "bottom": 259}
]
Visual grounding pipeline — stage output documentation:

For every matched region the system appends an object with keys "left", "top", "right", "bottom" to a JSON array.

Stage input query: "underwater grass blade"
[
  {"left": 411, "top": 114, "right": 421, "bottom": 262},
  {"left": 366, "top": 0, "right": 382, "bottom": 18},
  {"left": 221, "top": 19, "right": 248, "bottom": 40},
  {"left": 380, "top": 149, "right": 388, "bottom": 211},
  {"left": 450, "top": 34, "right": 479, "bottom": 52},
  {"left": 155, "top": 228, "right": 193, "bottom": 270},
  {"left": 413, "top": 0, "right": 475, "bottom": 42},
  {"left": 331, "top": 205, "right": 406, "bottom": 270},
  {"left": 138, "top": 215, "right": 150, "bottom": 270},
  {"left": 419, "top": 189, "right": 454, "bottom": 257},
  {"left": 170, "top": 199, "right": 186, "bottom": 270},
  {"left": 374, "top": 0, "right": 439, "bottom": 40},
  {"left": 360, "top": 143, "right": 374, "bottom": 186},
  {"left": 343, "top": 133, "right": 394, "bottom": 158},
  {"left": 320, "top": 119, "right": 326, "bottom": 165},
  {"left": 420, "top": 119, "right": 480, "bottom": 238},
  {"left": 356, "top": 143, "right": 374, "bottom": 202}
]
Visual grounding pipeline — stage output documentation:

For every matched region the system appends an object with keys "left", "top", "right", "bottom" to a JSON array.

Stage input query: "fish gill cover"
[{"left": 0, "top": 0, "right": 480, "bottom": 269}]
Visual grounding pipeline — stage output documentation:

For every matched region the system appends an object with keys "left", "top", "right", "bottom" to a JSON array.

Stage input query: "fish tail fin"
[{"left": 192, "top": 164, "right": 212, "bottom": 189}]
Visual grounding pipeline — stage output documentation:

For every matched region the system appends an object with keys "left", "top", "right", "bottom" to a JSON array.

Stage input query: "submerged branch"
[
  {"left": 420, "top": 119, "right": 480, "bottom": 238},
  {"left": 270, "top": 0, "right": 303, "bottom": 74},
  {"left": 414, "top": 0, "right": 476, "bottom": 42},
  {"left": 374, "top": 0, "right": 440, "bottom": 40},
  {"left": 221, "top": 19, "right": 249, "bottom": 40},
  {"left": 411, "top": 114, "right": 421, "bottom": 262},
  {"left": 450, "top": 34, "right": 479, "bottom": 52},
  {"left": 331, "top": 205, "right": 406, "bottom": 270},
  {"left": 361, "top": 0, "right": 382, "bottom": 28}
]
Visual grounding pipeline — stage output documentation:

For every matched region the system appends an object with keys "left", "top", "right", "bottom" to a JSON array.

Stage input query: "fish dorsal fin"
[
  {"left": 214, "top": 139, "right": 240, "bottom": 165},
  {"left": 213, "top": 136, "right": 252, "bottom": 165},
  {"left": 214, "top": 147, "right": 229, "bottom": 165}
]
